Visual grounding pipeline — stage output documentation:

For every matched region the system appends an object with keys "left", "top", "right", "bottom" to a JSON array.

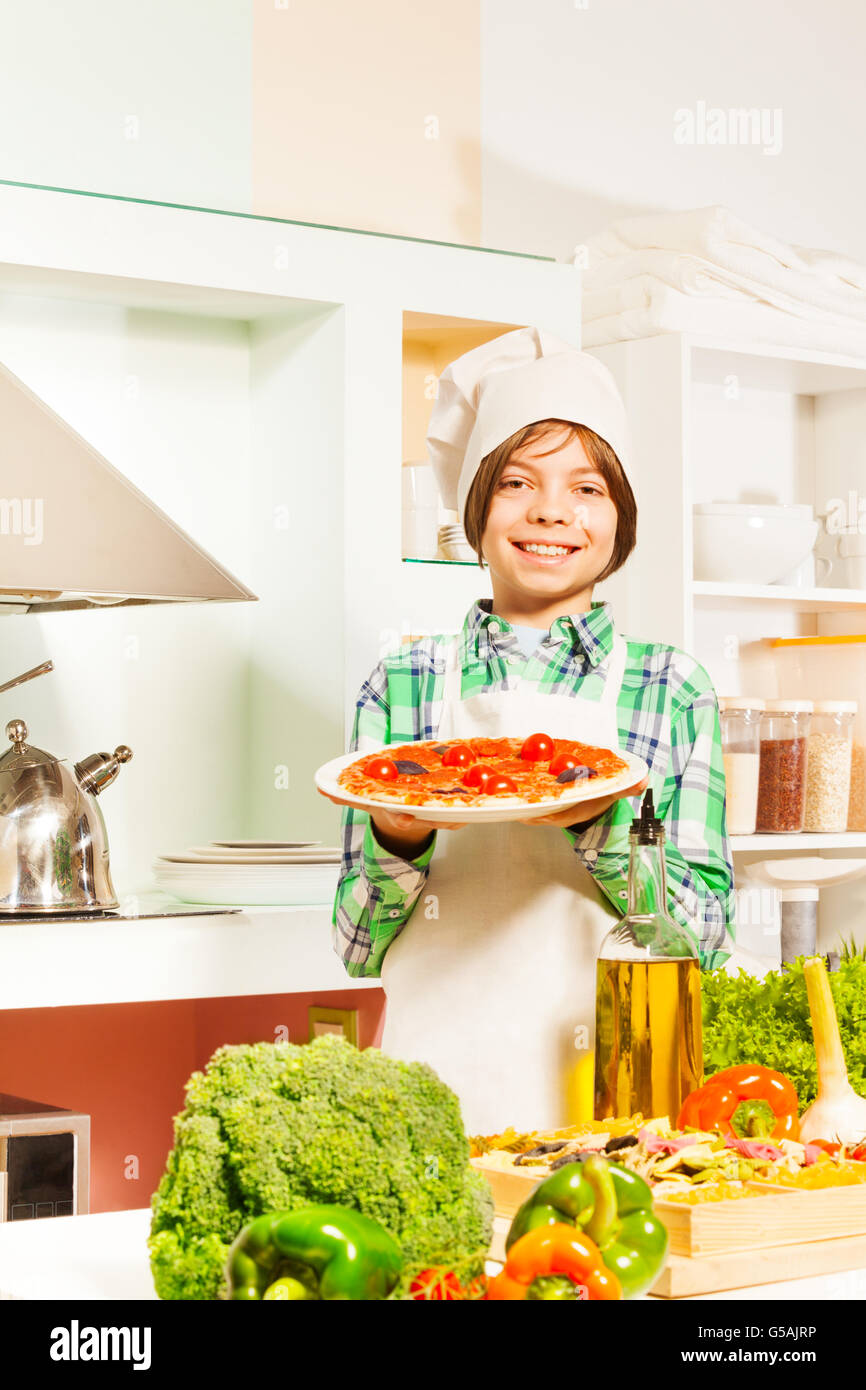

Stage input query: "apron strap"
[
  {"left": 442, "top": 632, "right": 464, "bottom": 705},
  {"left": 441, "top": 626, "right": 627, "bottom": 716}
]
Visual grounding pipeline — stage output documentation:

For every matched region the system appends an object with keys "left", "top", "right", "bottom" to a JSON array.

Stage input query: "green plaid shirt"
[{"left": 332, "top": 598, "right": 735, "bottom": 977}]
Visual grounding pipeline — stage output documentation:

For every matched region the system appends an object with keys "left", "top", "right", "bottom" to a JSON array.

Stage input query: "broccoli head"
[{"left": 148, "top": 1033, "right": 494, "bottom": 1298}]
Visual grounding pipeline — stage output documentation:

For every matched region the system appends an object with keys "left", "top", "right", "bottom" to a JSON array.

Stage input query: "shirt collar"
[{"left": 462, "top": 598, "right": 616, "bottom": 669}]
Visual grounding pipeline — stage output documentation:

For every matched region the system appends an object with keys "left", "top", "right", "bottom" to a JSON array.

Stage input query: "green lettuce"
[{"left": 701, "top": 955, "right": 866, "bottom": 1110}]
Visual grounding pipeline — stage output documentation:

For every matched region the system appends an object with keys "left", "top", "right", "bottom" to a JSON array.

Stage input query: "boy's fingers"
[{"left": 318, "top": 788, "right": 352, "bottom": 807}]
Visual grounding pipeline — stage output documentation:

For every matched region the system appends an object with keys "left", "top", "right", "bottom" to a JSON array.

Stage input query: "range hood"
[{"left": 0, "top": 360, "right": 257, "bottom": 614}]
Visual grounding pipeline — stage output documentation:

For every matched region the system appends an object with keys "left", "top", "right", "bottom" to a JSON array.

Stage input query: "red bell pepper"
[{"left": 678, "top": 1064, "right": 800, "bottom": 1141}]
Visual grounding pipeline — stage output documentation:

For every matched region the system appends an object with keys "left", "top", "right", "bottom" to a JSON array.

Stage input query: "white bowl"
[{"left": 693, "top": 503, "right": 818, "bottom": 585}]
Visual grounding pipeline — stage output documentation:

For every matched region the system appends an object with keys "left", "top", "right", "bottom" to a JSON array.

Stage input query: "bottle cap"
[
  {"left": 763, "top": 699, "right": 814, "bottom": 714},
  {"left": 630, "top": 787, "right": 664, "bottom": 845},
  {"left": 718, "top": 696, "right": 766, "bottom": 712},
  {"left": 812, "top": 700, "right": 857, "bottom": 714}
]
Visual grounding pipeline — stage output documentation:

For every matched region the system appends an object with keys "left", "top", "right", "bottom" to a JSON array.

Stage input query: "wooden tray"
[
  {"left": 655, "top": 1183, "right": 866, "bottom": 1257},
  {"left": 471, "top": 1157, "right": 545, "bottom": 1221},
  {"left": 651, "top": 1235, "right": 866, "bottom": 1297},
  {"left": 476, "top": 1156, "right": 866, "bottom": 1294}
]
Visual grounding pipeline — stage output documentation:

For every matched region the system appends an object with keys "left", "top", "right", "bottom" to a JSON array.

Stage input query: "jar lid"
[
  {"left": 763, "top": 699, "right": 814, "bottom": 713},
  {"left": 718, "top": 696, "right": 767, "bottom": 712},
  {"left": 812, "top": 700, "right": 858, "bottom": 713}
]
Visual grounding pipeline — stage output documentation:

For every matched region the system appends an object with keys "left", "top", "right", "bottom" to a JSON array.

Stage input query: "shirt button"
[
  {"left": 388, "top": 909, "right": 401, "bottom": 919},
  {"left": 487, "top": 620, "right": 500, "bottom": 632}
]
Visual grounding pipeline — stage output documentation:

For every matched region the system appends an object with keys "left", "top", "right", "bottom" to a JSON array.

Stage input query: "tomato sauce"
[{"left": 338, "top": 736, "right": 629, "bottom": 807}]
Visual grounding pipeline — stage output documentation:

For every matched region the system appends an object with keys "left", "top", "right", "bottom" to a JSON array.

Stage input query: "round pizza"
[{"left": 336, "top": 732, "right": 631, "bottom": 808}]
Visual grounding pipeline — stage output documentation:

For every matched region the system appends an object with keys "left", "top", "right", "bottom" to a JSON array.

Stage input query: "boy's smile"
[{"left": 480, "top": 426, "right": 618, "bottom": 623}]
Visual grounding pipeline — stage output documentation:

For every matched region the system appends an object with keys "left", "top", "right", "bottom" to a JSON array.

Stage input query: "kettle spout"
[{"left": 74, "top": 744, "right": 133, "bottom": 796}]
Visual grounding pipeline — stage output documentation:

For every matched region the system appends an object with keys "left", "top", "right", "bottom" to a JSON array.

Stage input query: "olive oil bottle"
[{"left": 594, "top": 790, "right": 703, "bottom": 1121}]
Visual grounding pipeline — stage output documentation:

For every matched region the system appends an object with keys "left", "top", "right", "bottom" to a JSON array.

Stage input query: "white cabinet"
[
  {"left": 589, "top": 333, "right": 866, "bottom": 954},
  {"left": 0, "top": 180, "right": 579, "bottom": 1003}
]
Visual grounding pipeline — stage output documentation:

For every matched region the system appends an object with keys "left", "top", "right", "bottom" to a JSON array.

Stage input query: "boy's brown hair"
[{"left": 462, "top": 418, "right": 637, "bottom": 583}]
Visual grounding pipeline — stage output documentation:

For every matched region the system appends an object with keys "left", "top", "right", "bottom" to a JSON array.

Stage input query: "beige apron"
[{"left": 380, "top": 629, "right": 629, "bottom": 1134}]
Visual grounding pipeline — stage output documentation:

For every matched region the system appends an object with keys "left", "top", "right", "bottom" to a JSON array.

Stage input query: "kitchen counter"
[
  {"left": 2, "top": 1208, "right": 866, "bottom": 1301},
  {"left": 0, "top": 902, "right": 378, "bottom": 1009}
]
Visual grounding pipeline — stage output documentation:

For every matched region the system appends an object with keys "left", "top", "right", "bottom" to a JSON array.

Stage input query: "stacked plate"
[
  {"left": 438, "top": 523, "right": 475, "bottom": 563},
  {"left": 153, "top": 841, "right": 342, "bottom": 907}
]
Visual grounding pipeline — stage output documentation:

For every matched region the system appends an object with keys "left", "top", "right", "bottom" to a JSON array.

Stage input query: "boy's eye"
[{"left": 499, "top": 478, "right": 528, "bottom": 489}]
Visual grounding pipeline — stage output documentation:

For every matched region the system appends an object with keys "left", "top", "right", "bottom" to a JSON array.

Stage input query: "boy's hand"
[
  {"left": 519, "top": 774, "right": 650, "bottom": 830},
  {"left": 317, "top": 788, "right": 467, "bottom": 856}
]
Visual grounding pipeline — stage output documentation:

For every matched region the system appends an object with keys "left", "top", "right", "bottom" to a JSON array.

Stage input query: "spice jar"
[
  {"left": 803, "top": 701, "right": 857, "bottom": 832},
  {"left": 756, "top": 701, "right": 812, "bottom": 833},
  {"left": 718, "top": 697, "right": 764, "bottom": 835},
  {"left": 766, "top": 635, "right": 866, "bottom": 831}
]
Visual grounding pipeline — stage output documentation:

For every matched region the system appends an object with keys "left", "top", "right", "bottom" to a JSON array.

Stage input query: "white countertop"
[
  {"left": 3, "top": 1208, "right": 866, "bottom": 1301},
  {"left": 0, "top": 902, "right": 379, "bottom": 1008}
]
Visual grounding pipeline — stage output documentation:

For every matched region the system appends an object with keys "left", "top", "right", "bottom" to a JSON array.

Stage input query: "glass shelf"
[
  {"left": 0, "top": 178, "right": 554, "bottom": 262},
  {"left": 402, "top": 556, "right": 478, "bottom": 567}
]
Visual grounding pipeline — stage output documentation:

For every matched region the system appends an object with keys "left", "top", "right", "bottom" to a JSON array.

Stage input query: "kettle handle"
[{"left": 0, "top": 660, "right": 54, "bottom": 695}]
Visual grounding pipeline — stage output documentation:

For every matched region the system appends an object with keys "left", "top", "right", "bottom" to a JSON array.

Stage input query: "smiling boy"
[{"left": 324, "top": 328, "right": 735, "bottom": 1133}]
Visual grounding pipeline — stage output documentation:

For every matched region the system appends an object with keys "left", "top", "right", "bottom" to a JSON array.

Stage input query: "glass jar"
[
  {"left": 718, "top": 697, "right": 764, "bottom": 835},
  {"left": 765, "top": 635, "right": 866, "bottom": 831},
  {"left": 803, "top": 701, "right": 857, "bottom": 832},
  {"left": 756, "top": 701, "right": 813, "bottom": 833}
]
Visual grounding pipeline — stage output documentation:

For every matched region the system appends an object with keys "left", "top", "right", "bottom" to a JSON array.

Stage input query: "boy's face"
[{"left": 479, "top": 427, "right": 618, "bottom": 612}]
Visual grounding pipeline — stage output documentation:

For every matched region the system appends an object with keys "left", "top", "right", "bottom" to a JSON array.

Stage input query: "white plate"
[
  {"left": 314, "top": 747, "right": 649, "bottom": 824},
  {"left": 209, "top": 840, "right": 320, "bottom": 849},
  {"left": 153, "top": 863, "right": 339, "bottom": 906},
  {"left": 176, "top": 846, "right": 340, "bottom": 864},
  {"left": 154, "top": 861, "right": 337, "bottom": 872},
  {"left": 157, "top": 854, "right": 340, "bottom": 866}
]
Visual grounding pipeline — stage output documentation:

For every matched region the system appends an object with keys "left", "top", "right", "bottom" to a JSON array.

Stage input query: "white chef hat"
[{"left": 426, "top": 326, "right": 632, "bottom": 519}]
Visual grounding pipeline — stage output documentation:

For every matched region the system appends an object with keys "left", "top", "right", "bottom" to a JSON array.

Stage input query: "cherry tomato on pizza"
[
  {"left": 549, "top": 751, "right": 580, "bottom": 778},
  {"left": 366, "top": 758, "right": 398, "bottom": 782},
  {"left": 483, "top": 774, "right": 519, "bottom": 795},
  {"left": 462, "top": 764, "right": 493, "bottom": 789},
  {"left": 520, "top": 732, "right": 555, "bottom": 762},
  {"left": 441, "top": 743, "right": 473, "bottom": 768}
]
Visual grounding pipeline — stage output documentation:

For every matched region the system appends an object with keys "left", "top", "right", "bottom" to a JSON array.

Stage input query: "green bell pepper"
[
  {"left": 506, "top": 1155, "right": 668, "bottom": 1298},
  {"left": 226, "top": 1205, "right": 403, "bottom": 1301}
]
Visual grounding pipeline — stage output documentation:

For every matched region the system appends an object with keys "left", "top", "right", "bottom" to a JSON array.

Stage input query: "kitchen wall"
[
  {"left": 481, "top": 0, "right": 866, "bottom": 262},
  {"left": 0, "top": 989, "right": 384, "bottom": 1213},
  {"left": 0, "top": 294, "right": 253, "bottom": 890},
  {"left": 1, "top": 0, "right": 862, "bottom": 258},
  {"left": 0, "top": 0, "right": 481, "bottom": 247}
]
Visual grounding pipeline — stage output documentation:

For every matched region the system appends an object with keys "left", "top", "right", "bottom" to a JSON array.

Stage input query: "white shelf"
[
  {"left": 731, "top": 833, "right": 866, "bottom": 852},
  {"left": 693, "top": 582, "right": 866, "bottom": 613},
  {"left": 0, "top": 905, "right": 379, "bottom": 1010},
  {"left": 684, "top": 334, "right": 866, "bottom": 394}
]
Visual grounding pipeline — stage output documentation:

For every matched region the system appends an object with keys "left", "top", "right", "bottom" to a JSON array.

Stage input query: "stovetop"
[{"left": 0, "top": 902, "right": 241, "bottom": 922}]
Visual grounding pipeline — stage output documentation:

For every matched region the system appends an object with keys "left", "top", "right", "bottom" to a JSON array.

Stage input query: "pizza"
[{"left": 336, "top": 732, "right": 631, "bottom": 808}]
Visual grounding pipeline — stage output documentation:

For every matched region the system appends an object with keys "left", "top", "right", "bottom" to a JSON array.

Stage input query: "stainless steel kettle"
[{"left": 0, "top": 661, "right": 132, "bottom": 914}]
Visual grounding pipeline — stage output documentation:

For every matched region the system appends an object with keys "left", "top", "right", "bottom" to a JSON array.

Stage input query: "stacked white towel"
[{"left": 577, "top": 205, "right": 866, "bottom": 355}]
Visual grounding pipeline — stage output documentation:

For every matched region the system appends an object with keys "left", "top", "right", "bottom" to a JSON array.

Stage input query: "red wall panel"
[{"left": 0, "top": 989, "right": 385, "bottom": 1212}]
